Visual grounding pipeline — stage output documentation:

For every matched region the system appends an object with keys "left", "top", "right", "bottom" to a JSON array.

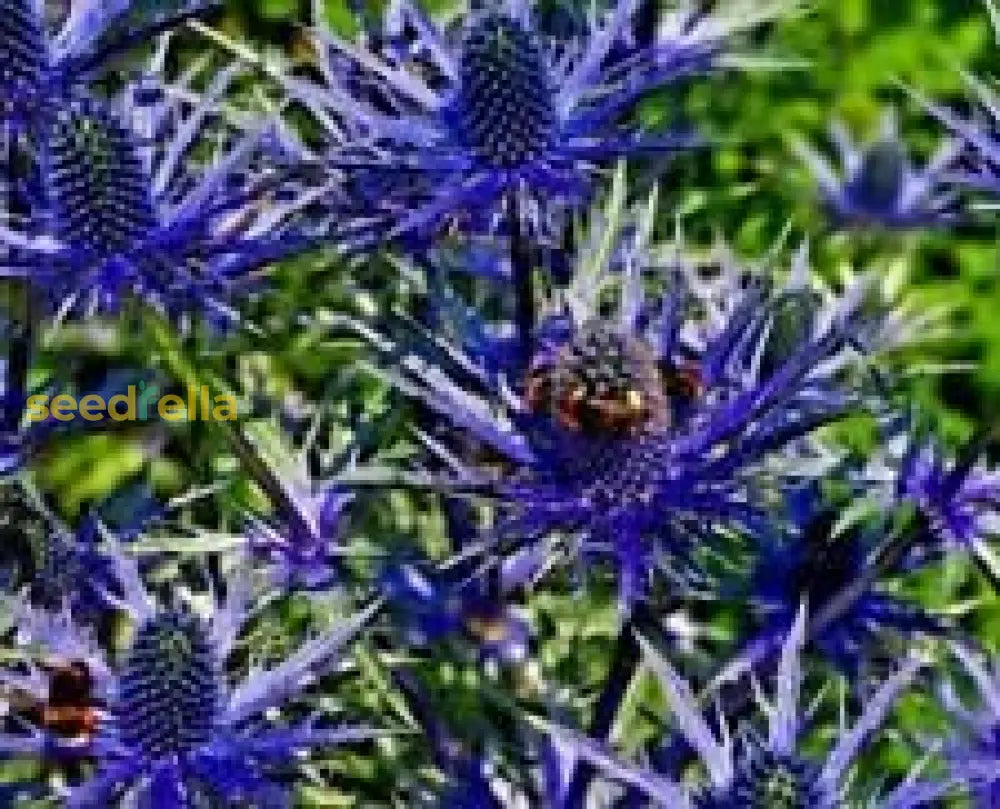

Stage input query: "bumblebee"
[
  {"left": 13, "top": 660, "right": 101, "bottom": 746},
  {"left": 526, "top": 323, "right": 700, "bottom": 437}
]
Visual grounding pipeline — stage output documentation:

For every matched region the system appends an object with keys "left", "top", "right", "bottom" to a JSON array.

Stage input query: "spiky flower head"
[
  {"left": 233, "top": 411, "right": 361, "bottom": 590},
  {"left": 695, "top": 746, "right": 824, "bottom": 809},
  {"left": 455, "top": 13, "right": 557, "bottom": 171},
  {"left": 899, "top": 440, "right": 1000, "bottom": 551},
  {"left": 547, "top": 609, "right": 932, "bottom": 807},
  {"left": 242, "top": 0, "right": 794, "bottom": 244},
  {"left": 43, "top": 100, "right": 157, "bottom": 253},
  {"left": 0, "top": 551, "right": 384, "bottom": 805},
  {"left": 1, "top": 60, "right": 312, "bottom": 324},
  {"left": 902, "top": 4, "right": 1000, "bottom": 204},
  {"left": 357, "top": 179, "right": 915, "bottom": 605},
  {"left": 861, "top": 430, "right": 1000, "bottom": 557},
  {"left": 116, "top": 607, "right": 221, "bottom": 762},
  {"left": 793, "top": 111, "right": 960, "bottom": 229},
  {"left": 0, "top": 0, "right": 220, "bottom": 132},
  {"left": 526, "top": 319, "right": 671, "bottom": 436},
  {"left": 744, "top": 482, "right": 940, "bottom": 675}
]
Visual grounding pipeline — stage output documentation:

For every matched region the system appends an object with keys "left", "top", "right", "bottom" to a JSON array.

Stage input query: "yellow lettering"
[
  {"left": 158, "top": 394, "right": 186, "bottom": 422},
  {"left": 109, "top": 386, "right": 137, "bottom": 422},
  {"left": 79, "top": 394, "right": 105, "bottom": 422},
  {"left": 212, "top": 395, "right": 238, "bottom": 422},
  {"left": 50, "top": 394, "right": 76, "bottom": 422},
  {"left": 25, "top": 395, "right": 49, "bottom": 422}
]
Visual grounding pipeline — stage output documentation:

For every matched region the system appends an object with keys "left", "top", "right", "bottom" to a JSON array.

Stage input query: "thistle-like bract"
[
  {"left": 546, "top": 609, "right": 939, "bottom": 807},
  {"left": 939, "top": 642, "right": 1000, "bottom": 805},
  {"left": 1, "top": 54, "right": 311, "bottom": 324},
  {"left": 0, "top": 553, "right": 384, "bottom": 806},
  {"left": 793, "top": 112, "right": 960, "bottom": 228},
  {"left": 354, "top": 177, "right": 919, "bottom": 605},
  {"left": 219, "top": 0, "right": 794, "bottom": 243},
  {"left": 1, "top": 0, "right": 221, "bottom": 131}
]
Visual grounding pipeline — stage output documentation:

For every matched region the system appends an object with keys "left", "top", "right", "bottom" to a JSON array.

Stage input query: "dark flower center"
[
  {"left": 699, "top": 751, "right": 821, "bottom": 809},
  {"left": 0, "top": 0, "right": 44, "bottom": 96},
  {"left": 456, "top": 14, "right": 557, "bottom": 169},
  {"left": 853, "top": 139, "right": 906, "bottom": 211},
  {"left": 527, "top": 323, "right": 669, "bottom": 436},
  {"left": 578, "top": 434, "right": 669, "bottom": 510},
  {"left": 118, "top": 611, "right": 220, "bottom": 760},
  {"left": 45, "top": 102, "right": 157, "bottom": 254}
]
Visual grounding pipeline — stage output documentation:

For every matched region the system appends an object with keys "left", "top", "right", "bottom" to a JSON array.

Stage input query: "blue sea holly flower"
[
  {"left": 861, "top": 432, "right": 1000, "bottom": 570},
  {"left": 238, "top": 0, "right": 793, "bottom": 243},
  {"left": 897, "top": 440, "right": 1000, "bottom": 551},
  {"left": 741, "top": 483, "right": 941, "bottom": 677},
  {"left": 248, "top": 484, "right": 354, "bottom": 590},
  {"left": 0, "top": 554, "right": 385, "bottom": 807},
  {"left": 875, "top": 434, "right": 1000, "bottom": 598},
  {"left": 710, "top": 428, "right": 1000, "bottom": 684},
  {"left": 6, "top": 483, "right": 170, "bottom": 618},
  {"left": 793, "top": 111, "right": 961, "bottom": 228},
  {"left": 1, "top": 0, "right": 220, "bottom": 132},
  {"left": 230, "top": 410, "right": 363, "bottom": 590},
  {"left": 543, "top": 609, "right": 939, "bottom": 807},
  {"left": 354, "top": 184, "right": 916, "bottom": 605},
  {"left": 0, "top": 63, "right": 313, "bottom": 324}
]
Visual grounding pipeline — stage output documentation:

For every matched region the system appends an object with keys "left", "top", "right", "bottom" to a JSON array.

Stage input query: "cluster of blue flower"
[{"left": 3, "top": 0, "right": 1000, "bottom": 806}]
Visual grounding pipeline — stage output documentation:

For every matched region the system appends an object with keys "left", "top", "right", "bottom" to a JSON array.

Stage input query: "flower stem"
[
  {"left": 508, "top": 194, "right": 535, "bottom": 371},
  {"left": 500, "top": 193, "right": 535, "bottom": 601},
  {"left": 562, "top": 602, "right": 655, "bottom": 807},
  {"left": 144, "top": 314, "right": 301, "bottom": 528}
]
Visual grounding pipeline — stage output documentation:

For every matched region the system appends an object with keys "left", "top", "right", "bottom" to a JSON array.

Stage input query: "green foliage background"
[{"left": 14, "top": 1, "right": 1000, "bottom": 805}]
